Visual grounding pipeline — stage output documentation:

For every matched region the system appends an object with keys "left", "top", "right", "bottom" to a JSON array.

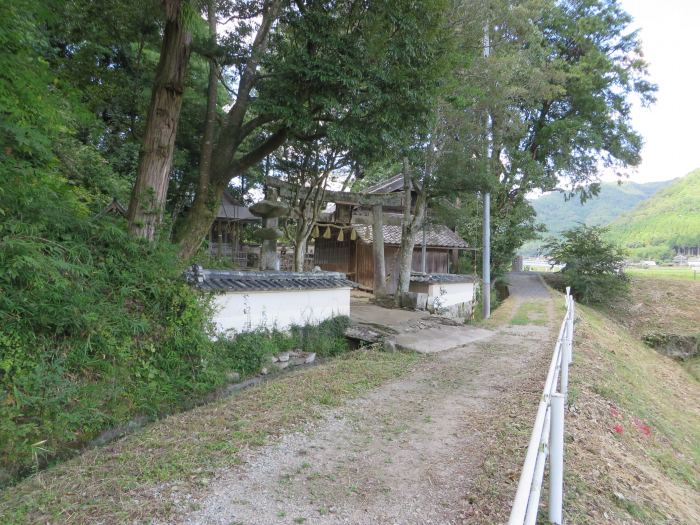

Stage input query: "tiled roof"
[
  {"left": 185, "top": 266, "right": 356, "bottom": 292},
  {"left": 353, "top": 224, "right": 469, "bottom": 249},
  {"left": 217, "top": 191, "right": 260, "bottom": 221},
  {"left": 363, "top": 173, "right": 422, "bottom": 194},
  {"left": 364, "top": 174, "right": 405, "bottom": 194}
]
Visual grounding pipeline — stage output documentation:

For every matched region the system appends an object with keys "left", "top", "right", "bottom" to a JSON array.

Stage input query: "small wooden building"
[
  {"left": 207, "top": 191, "right": 260, "bottom": 265},
  {"left": 314, "top": 223, "right": 469, "bottom": 293},
  {"left": 312, "top": 173, "right": 470, "bottom": 293}
]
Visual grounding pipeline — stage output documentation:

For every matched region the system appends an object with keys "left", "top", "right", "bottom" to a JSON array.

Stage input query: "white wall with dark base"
[{"left": 212, "top": 287, "right": 352, "bottom": 334}]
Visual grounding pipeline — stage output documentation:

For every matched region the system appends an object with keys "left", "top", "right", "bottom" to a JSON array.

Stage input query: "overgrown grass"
[
  {"left": 0, "top": 153, "right": 354, "bottom": 487},
  {"left": 561, "top": 289, "right": 700, "bottom": 523},
  {"left": 686, "top": 357, "right": 700, "bottom": 382},
  {"left": 471, "top": 275, "right": 508, "bottom": 324},
  {"left": 0, "top": 350, "right": 420, "bottom": 524}
]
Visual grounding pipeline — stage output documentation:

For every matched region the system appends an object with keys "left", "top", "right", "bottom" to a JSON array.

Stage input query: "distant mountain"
[
  {"left": 521, "top": 179, "right": 673, "bottom": 256},
  {"left": 606, "top": 168, "right": 700, "bottom": 261}
]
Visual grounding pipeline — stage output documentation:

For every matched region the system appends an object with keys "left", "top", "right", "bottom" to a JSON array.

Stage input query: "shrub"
[
  {"left": 290, "top": 316, "right": 351, "bottom": 357},
  {"left": 544, "top": 225, "right": 629, "bottom": 304}
]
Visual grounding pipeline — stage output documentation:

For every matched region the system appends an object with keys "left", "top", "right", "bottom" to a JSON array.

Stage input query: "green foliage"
[
  {"left": 434, "top": 192, "right": 541, "bottom": 275},
  {"left": 290, "top": 316, "right": 351, "bottom": 358},
  {"left": 605, "top": 168, "right": 700, "bottom": 261},
  {"left": 545, "top": 225, "right": 629, "bottom": 303},
  {"left": 212, "top": 320, "right": 349, "bottom": 379},
  {"left": 0, "top": 177, "right": 218, "bottom": 482},
  {"left": 522, "top": 180, "right": 673, "bottom": 256},
  {"left": 0, "top": 0, "right": 346, "bottom": 486},
  {"left": 256, "top": 0, "right": 452, "bottom": 165}
]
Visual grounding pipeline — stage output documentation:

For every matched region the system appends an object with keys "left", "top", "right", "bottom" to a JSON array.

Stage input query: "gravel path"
[{"left": 170, "top": 273, "right": 555, "bottom": 525}]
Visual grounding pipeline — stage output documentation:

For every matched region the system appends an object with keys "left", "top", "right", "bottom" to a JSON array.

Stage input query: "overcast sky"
[{"left": 616, "top": 0, "right": 700, "bottom": 183}]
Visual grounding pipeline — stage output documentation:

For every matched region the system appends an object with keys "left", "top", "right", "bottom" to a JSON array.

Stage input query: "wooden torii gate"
[{"left": 264, "top": 176, "right": 406, "bottom": 296}]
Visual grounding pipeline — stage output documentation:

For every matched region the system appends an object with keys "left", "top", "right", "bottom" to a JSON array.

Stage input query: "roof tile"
[{"left": 353, "top": 224, "right": 469, "bottom": 249}]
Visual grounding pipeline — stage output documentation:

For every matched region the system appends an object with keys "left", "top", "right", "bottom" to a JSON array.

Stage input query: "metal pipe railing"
[{"left": 508, "top": 289, "right": 575, "bottom": 525}]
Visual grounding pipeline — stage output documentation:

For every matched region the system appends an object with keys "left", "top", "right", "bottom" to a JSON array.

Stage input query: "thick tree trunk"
[
  {"left": 372, "top": 203, "right": 387, "bottom": 297},
  {"left": 175, "top": 178, "right": 227, "bottom": 260},
  {"left": 127, "top": 0, "right": 192, "bottom": 240},
  {"left": 395, "top": 231, "right": 416, "bottom": 305},
  {"left": 395, "top": 158, "right": 426, "bottom": 306}
]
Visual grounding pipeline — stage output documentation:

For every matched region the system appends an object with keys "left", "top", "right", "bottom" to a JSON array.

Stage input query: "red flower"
[
  {"left": 633, "top": 418, "right": 652, "bottom": 437},
  {"left": 613, "top": 423, "right": 624, "bottom": 434}
]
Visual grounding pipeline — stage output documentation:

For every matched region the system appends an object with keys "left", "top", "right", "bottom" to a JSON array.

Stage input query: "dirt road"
[{"left": 174, "top": 273, "right": 557, "bottom": 525}]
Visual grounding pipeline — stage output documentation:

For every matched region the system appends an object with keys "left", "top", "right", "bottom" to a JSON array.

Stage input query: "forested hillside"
[
  {"left": 521, "top": 180, "right": 671, "bottom": 255},
  {"left": 606, "top": 169, "right": 700, "bottom": 260}
]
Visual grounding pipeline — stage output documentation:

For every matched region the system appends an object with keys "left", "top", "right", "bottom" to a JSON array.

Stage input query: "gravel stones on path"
[{"left": 169, "top": 274, "right": 555, "bottom": 525}]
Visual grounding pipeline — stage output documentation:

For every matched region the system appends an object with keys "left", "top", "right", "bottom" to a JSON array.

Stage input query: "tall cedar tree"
[{"left": 127, "top": 0, "right": 193, "bottom": 239}]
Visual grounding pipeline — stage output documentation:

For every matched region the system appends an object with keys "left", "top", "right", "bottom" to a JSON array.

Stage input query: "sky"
[{"left": 615, "top": 0, "right": 700, "bottom": 183}]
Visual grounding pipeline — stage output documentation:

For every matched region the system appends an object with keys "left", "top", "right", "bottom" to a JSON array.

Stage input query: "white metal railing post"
[
  {"left": 560, "top": 325, "right": 569, "bottom": 400},
  {"left": 568, "top": 298, "right": 574, "bottom": 365},
  {"left": 523, "top": 407, "right": 551, "bottom": 525},
  {"left": 508, "top": 291, "right": 575, "bottom": 525},
  {"left": 549, "top": 393, "right": 565, "bottom": 524}
]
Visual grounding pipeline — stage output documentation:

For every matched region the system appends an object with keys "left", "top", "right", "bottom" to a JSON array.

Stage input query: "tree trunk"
[
  {"left": 127, "top": 0, "right": 192, "bottom": 240},
  {"left": 293, "top": 240, "right": 306, "bottom": 272},
  {"left": 174, "top": 0, "right": 284, "bottom": 258},
  {"left": 197, "top": 1, "right": 219, "bottom": 199},
  {"left": 175, "top": 127, "right": 288, "bottom": 259},
  {"left": 175, "top": 177, "right": 227, "bottom": 259},
  {"left": 372, "top": 203, "right": 387, "bottom": 297},
  {"left": 395, "top": 158, "right": 426, "bottom": 306}
]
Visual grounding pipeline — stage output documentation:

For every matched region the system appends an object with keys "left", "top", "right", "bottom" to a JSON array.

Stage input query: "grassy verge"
[
  {"left": 1, "top": 315, "right": 351, "bottom": 487},
  {"left": 602, "top": 277, "right": 700, "bottom": 338},
  {"left": 562, "top": 295, "right": 700, "bottom": 523},
  {"left": 625, "top": 267, "right": 699, "bottom": 281},
  {"left": 0, "top": 349, "right": 420, "bottom": 524},
  {"left": 510, "top": 301, "right": 547, "bottom": 326}
]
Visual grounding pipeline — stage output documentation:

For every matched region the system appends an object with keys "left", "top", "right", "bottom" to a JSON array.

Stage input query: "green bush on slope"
[
  {"left": 0, "top": 2, "right": 352, "bottom": 485},
  {"left": 0, "top": 167, "right": 352, "bottom": 483},
  {"left": 0, "top": 166, "right": 219, "bottom": 482}
]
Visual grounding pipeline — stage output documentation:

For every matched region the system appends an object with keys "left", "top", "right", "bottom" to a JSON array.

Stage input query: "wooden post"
[{"left": 372, "top": 203, "right": 387, "bottom": 297}]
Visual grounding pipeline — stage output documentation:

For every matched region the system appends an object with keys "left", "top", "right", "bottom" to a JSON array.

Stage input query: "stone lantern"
[{"left": 249, "top": 196, "right": 289, "bottom": 271}]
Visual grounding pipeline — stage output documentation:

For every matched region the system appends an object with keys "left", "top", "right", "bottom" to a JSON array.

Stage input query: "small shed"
[
  {"left": 186, "top": 266, "right": 355, "bottom": 334},
  {"left": 208, "top": 191, "right": 260, "bottom": 265}
]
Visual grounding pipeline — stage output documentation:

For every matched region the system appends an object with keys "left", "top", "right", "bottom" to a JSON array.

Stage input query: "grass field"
[{"left": 625, "top": 267, "right": 699, "bottom": 281}]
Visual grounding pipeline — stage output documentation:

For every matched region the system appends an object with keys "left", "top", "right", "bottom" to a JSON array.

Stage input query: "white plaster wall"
[
  {"left": 428, "top": 282, "right": 476, "bottom": 307},
  {"left": 212, "top": 288, "right": 351, "bottom": 334}
]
